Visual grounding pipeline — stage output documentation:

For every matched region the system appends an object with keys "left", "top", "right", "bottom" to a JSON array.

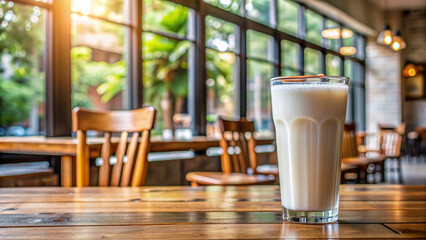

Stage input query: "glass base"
[{"left": 282, "top": 206, "right": 338, "bottom": 224}]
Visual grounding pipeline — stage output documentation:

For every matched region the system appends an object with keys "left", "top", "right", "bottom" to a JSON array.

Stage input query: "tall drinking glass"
[{"left": 270, "top": 75, "right": 349, "bottom": 223}]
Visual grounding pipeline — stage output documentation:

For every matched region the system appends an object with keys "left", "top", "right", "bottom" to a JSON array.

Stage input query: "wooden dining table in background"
[
  {"left": 0, "top": 136, "right": 275, "bottom": 187},
  {"left": 0, "top": 184, "right": 425, "bottom": 239}
]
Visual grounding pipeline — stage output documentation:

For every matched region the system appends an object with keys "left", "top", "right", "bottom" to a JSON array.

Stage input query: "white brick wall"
[{"left": 365, "top": 39, "right": 402, "bottom": 132}]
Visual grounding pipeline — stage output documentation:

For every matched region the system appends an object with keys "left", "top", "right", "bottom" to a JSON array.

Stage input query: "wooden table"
[
  {"left": 0, "top": 137, "right": 274, "bottom": 187},
  {"left": 0, "top": 185, "right": 425, "bottom": 239}
]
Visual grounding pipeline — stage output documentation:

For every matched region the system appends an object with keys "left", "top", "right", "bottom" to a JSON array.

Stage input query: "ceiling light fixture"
[
  {"left": 390, "top": 30, "right": 406, "bottom": 51},
  {"left": 377, "top": 24, "right": 393, "bottom": 45},
  {"left": 377, "top": 0, "right": 394, "bottom": 45}
]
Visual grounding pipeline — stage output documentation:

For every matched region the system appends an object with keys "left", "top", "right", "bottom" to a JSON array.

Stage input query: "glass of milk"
[{"left": 270, "top": 75, "right": 349, "bottom": 223}]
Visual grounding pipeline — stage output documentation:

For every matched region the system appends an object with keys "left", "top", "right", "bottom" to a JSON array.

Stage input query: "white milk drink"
[{"left": 270, "top": 76, "right": 348, "bottom": 223}]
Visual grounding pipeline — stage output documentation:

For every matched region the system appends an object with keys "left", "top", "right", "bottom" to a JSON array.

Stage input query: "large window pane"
[
  {"left": 343, "top": 27, "right": 354, "bottom": 47},
  {"left": 277, "top": 0, "right": 300, "bottom": 36},
  {"left": 305, "top": 9, "right": 322, "bottom": 44},
  {"left": 0, "top": 2, "right": 46, "bottom": 136},
  {"left": 355, "top": 35, "right": 365, "bottom": 60},
  {"left": 71, "top": 15, "right": 127, "bottom": 111},
  {"left": 246, "top": 0, "right": 271, "bottom": 26},
  {"left": 206, "top": 49, "right": 237, "bottom": 120},
  {"left": 247, "top": 30, "right": 274, "bottom": 62},
  {"left": 324, "top": 19, "right": 339, "bottom": 51},
  {"left": 206, "top": 16, "right": 238, "bottom": 123},
  {"left": 247, "top": 60, "right": 274, "bottom": 135},
  {"left": 71, "top": 0, "right": 128, "bottom": 23},
  {"left": 143, "top": 33, "right": 191, "bottom": 135},
  {"left": 206, "top": 15, "right": 238, "bottom": 53},
  {"left": 281, "top": 40, "right": 300, "bottom": 76},
  {"left": 345, "top": 60, "right": 364, "bottom": 83},
  {"left": 325, "top": 54, "right": 341, "bottom": 76},
  {"left": 304, "top": 48, "right": 322, "bottom": 75},
  {"left": 143, "top": 0, "right": 190, "bottom": 39},
  {"left": 344, "top": 60, "right": 354, "bottom": 80},
  {"left": 204, "top": 0, "right": 241, "bottom": 15}
]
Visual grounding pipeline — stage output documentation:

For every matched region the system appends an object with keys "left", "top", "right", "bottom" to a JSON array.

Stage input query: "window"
[
  {"left": 204, "top": 0, "right": 241, "bottom": 15},
  {"left": 343, "top": 27, "right": 355, "bottom": 47},
  {"left": 355, "top": 34, "right": 365, "bottom": 60},
  {"left": 71, "top": 0, "right": 128, "bottom": 23},
  {"left": 345, "top": 60, "right": 365, "bottom": 129},
  {"left": 143, "top": 0, "right": 191, "bottom": 38},
  {"left": 206, "top": 16, "right": 239, "bottom": 122},
  {"left": 0, "top": 1, "right": 46, "bottom": 136},
  {"left": 305, "top": 9, "right": 322, "bottom": 44},
  {"left": 304, "top": 48, "right": 322, "bottom": 75},
  {"left": 281, "top": 40, "right": 301, "bottom": 76},
  {"left": 324, "top": 19, "right": 340, "bottom": 52},
  {"left": 326, "top": 54, "right": 341, "bottom": 76},
  {"left": 71, "top": 0, "right": 129, "bottom": 111},
  {"left": 1, "top": 0, "right": 366, "bottom": 136},
  {"left": 142, "top": 0, "right": 193, "bottom": 135},
  {"left": 246, "top": 0, "right": 272, "bottom": 26},
  {"left": 246, "top": 30, "right": 275, "bottom": 135},
  {"left": 278, "top": 0, "right": 300, "bottom": 36}
]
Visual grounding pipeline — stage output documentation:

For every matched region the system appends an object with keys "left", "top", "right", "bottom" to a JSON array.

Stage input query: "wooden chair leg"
[
  {"left": 191, "top": 181, "right": 199, "bottom": 187},
  {"left": 397, "top": 157, "right": 403, "bottom": 184}
]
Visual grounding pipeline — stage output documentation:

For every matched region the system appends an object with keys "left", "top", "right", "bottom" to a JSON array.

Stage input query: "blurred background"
[{"left": 0, "top": 0, "right": 425, "bottom": 186}]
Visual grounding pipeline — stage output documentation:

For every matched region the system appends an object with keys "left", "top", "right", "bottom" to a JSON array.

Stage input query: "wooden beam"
[
  {"left": 129, "top": 0, "right": 143, "bottom": 109},
  {"left": 45, "top": 0, "right": 71, "bottom": 137}
]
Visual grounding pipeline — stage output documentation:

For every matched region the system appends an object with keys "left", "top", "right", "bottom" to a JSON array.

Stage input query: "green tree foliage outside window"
[
  {"left": 205, "top": 16, "right": 237, "bottom": 122},
  {"left": 304, "top": 48, "right": 322, "bottom": 75},
  {"left": 246, "top": 0, "right": 271, "bottom": 26},
  {"left": 204, "top": 0, "right": 240, "bottom": 15},
  {"left": 0, "top": 2, "right": 45, "bottom": 135},
  {"left": 143, "top": 1, "right": 191, "bottom": 134},
  {"left": 305, "top": 9, "right": 322, "bottom": 45},
  {"left": 278, "top": 0, "right": 300, "bottom": 36},
  {"left": 281, "top": 40, "right": 300, "bottom": 76},
  {"left": 326, "top": 54, "right": 341, "bottom": 76}
]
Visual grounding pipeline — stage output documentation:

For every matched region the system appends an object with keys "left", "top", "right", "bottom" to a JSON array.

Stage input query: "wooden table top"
[
  {"left": 0, "top": 136, "right": 274, "bottom": 155},
  {"left": 0, "top": 185, "right": 425, "bottom": 239}
]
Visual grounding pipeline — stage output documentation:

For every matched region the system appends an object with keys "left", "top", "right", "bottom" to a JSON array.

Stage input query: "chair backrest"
[
  {"left": 72, "top": 107, "right": 156, "bottom": 187},
  {"left": 380, "top": 130, "right": 402, "bottom": 157},
  {"left": 365, "top": 132, "right": 381, "bottom": 152},
  {"left": 342, "top": 123, "right": 359, "bottom": 158},
  {"left": 379, "top": 123, "right": 406, "bottom": 135},
  {"left": 218, "top": 117, "right": 258, "bottom": 174},
  {"left": 415, "top": 127, "right": 426, "bottom": 143}
]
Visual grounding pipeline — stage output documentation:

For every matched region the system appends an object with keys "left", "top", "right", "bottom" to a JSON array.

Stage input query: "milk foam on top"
[{"left": 271, "top": 82, "right": 348, "bottom": 211}]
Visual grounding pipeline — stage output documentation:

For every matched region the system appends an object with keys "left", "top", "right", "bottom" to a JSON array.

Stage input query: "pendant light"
[
  {"left": 377, "top": 24, "right": 393, "bottom": 45},
  {"left": 403, "top": 63, "right": 417, "bottom": 77},
  {"left": 391, "top": 30, "right": 406, "bottom": 51},
  {"left": 377, "top": 0, "right": 393, "bottom": 45}
]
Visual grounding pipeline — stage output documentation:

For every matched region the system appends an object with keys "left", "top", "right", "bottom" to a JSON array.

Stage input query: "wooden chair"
[
  {"left": 380, "top": 129, "right": 403, "bottom": 183},
  {"left": 186, "top": 118, "right": 275, "bottom": 186},
  {"left": 341, "top": 123, "right": 385, "bottom": 183},
  {"left": 72, "top": 107, "right": 156, "bottom": 187},
  {"left": 379, "top": 123, "right": 406, "bottom": 135}
]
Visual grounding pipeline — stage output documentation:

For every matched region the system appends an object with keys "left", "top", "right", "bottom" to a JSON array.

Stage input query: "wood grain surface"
[{"left": 0, "top": 185, "right": 425, "bottom": 239}]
